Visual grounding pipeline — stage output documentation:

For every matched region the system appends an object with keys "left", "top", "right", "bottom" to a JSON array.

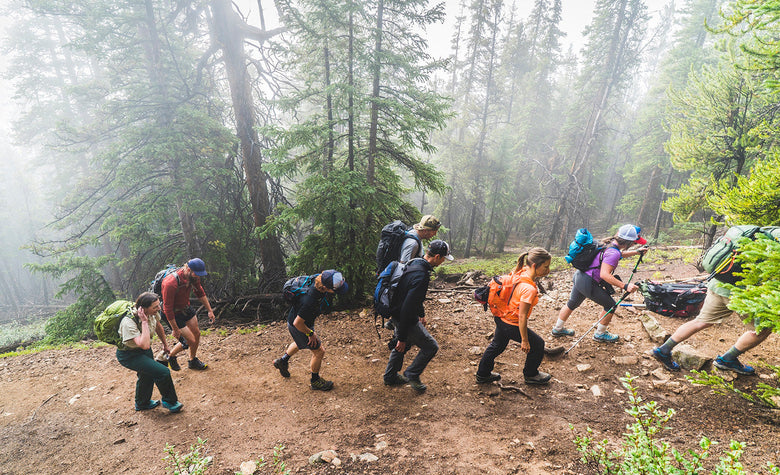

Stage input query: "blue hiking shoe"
[
  {"left": 593, "top": 331, "right": 619, "bottom": 343},
  {"left": 713, "top": 355, "right": 755, "bottom": 375},
  {"left": 551, "top": 326, "right": 575, "bottom": 337},
  {"left": 652, "top": 347, "right": 680, "bottom": 372},
  {"left": 162, "top": 400, "right": 183, "bottom": 413},
  {"left": 135, "top": 399, "right": 160, "bottom": 411}
]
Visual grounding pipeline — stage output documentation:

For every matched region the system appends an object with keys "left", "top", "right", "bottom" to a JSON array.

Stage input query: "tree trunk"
[
  {"left": 209, "top": 0, "right": 286, "bottom": 287},
  {"left": 367, "top": 0, "right": 384, "bottom": 186}
]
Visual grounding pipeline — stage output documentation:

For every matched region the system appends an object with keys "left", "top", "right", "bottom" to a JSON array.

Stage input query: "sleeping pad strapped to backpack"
[{"left": 639, "top": 281, "right": 707, "bottom": 318}]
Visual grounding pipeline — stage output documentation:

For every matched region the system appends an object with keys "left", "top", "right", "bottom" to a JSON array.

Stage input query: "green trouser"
[{"left": 116, "top": 348, "right": 178, "bottom": 407}]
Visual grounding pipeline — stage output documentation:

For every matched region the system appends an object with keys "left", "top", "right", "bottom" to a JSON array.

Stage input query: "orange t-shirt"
[{"left": 499, "top": 268, "right": 539, "bottom": 326}]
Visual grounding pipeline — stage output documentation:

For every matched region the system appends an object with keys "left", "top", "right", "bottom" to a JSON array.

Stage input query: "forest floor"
[{"left": 1, "top": 254, "right": 780, "bottom": 474}]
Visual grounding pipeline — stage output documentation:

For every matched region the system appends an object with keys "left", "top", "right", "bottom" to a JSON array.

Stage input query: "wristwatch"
[
  {"left": 623, "top": 283, "right": 629, "bottom": 291},
  {"left": 306, "top": 330, "right": 314, "bottom": 337}
]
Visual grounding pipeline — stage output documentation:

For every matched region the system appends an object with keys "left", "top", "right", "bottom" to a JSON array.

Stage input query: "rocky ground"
[{"left": 1, "top": 254, "right": 779, "bottom": 474}]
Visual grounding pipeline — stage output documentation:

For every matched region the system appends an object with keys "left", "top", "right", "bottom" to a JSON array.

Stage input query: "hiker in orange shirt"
[{"left": 476, "top": 248, "right": 553, "bottom": 385}]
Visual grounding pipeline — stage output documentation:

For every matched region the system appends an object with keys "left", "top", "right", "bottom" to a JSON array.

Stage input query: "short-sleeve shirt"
[
  {"left": 119, "top": 311, "right": 159, "bottom": 350},
  {"left": 399, "top": 230, "right": 423, "bottom": 263},
  {"left": 500, "top": 268, "right": 539, "bottom": 326},
  {"left": 287, "top": 286, "right": 332, "bottom": 328},
  {"left": 585, "top": 246, "right": 621, "bottom": 282}
]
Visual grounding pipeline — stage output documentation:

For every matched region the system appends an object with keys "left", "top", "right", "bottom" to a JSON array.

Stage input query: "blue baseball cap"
[
  {"left": 321, "top": 270, "right": 348, "bottom": 294},
  {"left": 187, "top": 258, "right": 208, "bottom": 276}
]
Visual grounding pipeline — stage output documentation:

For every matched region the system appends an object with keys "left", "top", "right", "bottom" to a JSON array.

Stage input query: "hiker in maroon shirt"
[{"left": 159, "top": 258, "right": 216, "bottom": 371}]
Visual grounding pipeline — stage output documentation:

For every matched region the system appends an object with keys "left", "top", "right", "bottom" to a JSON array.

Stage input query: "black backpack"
[
  {"left": 149, "top": 264, "right": 180, "bottom": 297},
  {"left": 282, "top": 274, "right": 319, "bottom": 303},
  {"left": 375, "top": 221, "right": 421, "bottom": 274}
]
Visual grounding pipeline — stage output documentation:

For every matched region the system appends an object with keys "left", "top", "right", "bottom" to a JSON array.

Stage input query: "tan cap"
[{"left": 413, "top": 215, "right": 441, "bottom": 231}]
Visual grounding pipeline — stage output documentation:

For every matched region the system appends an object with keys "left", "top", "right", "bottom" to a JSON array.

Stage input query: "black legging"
[{"left": 477, "top": 317, "right": 545, "bottom": 378}]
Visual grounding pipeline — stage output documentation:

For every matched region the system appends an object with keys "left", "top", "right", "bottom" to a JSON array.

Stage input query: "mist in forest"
[{"left": 4, "top": 0, "right": 774, "bottom": 348}]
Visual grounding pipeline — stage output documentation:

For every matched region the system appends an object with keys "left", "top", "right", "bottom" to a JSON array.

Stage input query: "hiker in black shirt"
[
  {"left": 273, "top": 270, "right": 348, "bottom": 391},
  {"left": 383, "top": 240, "right": 453, "bottom": 393}
]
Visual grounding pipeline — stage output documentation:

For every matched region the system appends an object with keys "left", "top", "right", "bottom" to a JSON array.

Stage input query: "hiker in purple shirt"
[{"left": 551, "top": 224, "right": 647, "bottom": 342}]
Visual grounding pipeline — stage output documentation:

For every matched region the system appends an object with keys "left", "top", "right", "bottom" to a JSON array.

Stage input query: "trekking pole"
[{"left": 564, "top": 251, "right": 645, "bottom": 356}]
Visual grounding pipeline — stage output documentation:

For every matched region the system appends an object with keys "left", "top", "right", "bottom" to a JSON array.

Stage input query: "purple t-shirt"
[{"left": 585, "top": 246, "right": 621, "bottom": 281}]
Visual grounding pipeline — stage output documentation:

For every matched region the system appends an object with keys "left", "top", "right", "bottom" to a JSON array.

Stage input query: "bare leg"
[
  {"left": 310, "top": 346, "right": 325, "bottom": 374},
  {"left": 734, "top": 328, "right": 772, "bottom": 353}
]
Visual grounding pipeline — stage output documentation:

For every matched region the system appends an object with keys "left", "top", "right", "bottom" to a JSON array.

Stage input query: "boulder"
[
  {"left": 639, "top": 313, "right": 669, "bottom": 344},
  {"left": 672, "top": 344, "right": 711, "bottom": 371}
]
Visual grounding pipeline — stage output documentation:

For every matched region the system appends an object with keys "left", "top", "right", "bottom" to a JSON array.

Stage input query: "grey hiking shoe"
[
  {"left": 384, "top": 373, "right": 409, "bottom": 386},
  {"left": 713, "top": 355, "right": 755, "bottom": 375},
  {"left": 311, "top": 377, "right": 334, "bottom": 391},
  {"left": 273, "top": 358, "right": 290, "bottom": 378},
  {"left": 524, "top": 371, "right": 552, "bottom": 385},
  {"left": 407, "top": 377, "right": 427, "bottom": 393},
  {"left": 551, "top": 326, "right": 575, "bottom": 337},
  {"left": 593, "top": 331, "right": 619, "bottom": 343},
  {"left": 475, "top": 372, "right": 501, "bottom": 384}
]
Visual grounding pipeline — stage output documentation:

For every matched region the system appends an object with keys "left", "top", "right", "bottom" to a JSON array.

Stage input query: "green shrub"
[
  {"left": 687, "top": 365, "right": 780, "bottom": 409},
  {"left": 572, "top": 374, "right": 749, "bottom": 474},
  {"left": 164, "top": 437, "right": 211, "bottom": 475}
]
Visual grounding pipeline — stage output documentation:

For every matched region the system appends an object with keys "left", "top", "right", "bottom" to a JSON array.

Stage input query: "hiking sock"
[
  {"left": 311, "top": 373, "right": 320, "bottom": 383},
  {"left": 596, "top": 324, "right": 608, "bottom": 334},
  {"left": 280, "top": 353, "right": 290, "bottom": 362},
  {"left": 658, "top": 338, "right": 678, "bottom": 356},
  {"left": 721, "top": 346, "right": 744, "bottom": 361},
  {"left": 553, "top": 319, "right": 567, "bottom": 331}
]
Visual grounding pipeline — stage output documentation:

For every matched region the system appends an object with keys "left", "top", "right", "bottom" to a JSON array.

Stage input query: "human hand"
[
  {"left": 627, "top": 283, "right": 639, "bottom": 293},
  {"left": 521, "top": 340, "right": 530, "bottom": 354},
  {"left": 137, "top": 307, "right": 148, "bottom": 323},
  {"left": 395, "top": 340, "right": 407, "bottom": 353},
  {"left": 419, "top": 317, "right": 426, "bottom": 327},
  {"left": 208, "top": 311, "right": 216, "bottom": 324},
  {"left": 308, "top": 333, "right": 321, "bottom": 350}
]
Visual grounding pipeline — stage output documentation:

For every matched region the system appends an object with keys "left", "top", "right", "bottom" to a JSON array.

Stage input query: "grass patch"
[
  {"left": 0, "top": 341, "right": 95, "bottom": 359},
  {"left": 0, "top": 318, "right": 48, "bottom": 350}
]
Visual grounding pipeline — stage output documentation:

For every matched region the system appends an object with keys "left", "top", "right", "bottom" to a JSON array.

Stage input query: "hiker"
[
  {"left": 159, "top": 258, "right": 216, "bottom": 371},
  {"left": 552, "top": 224, "right": 647, "bottom": 342},
  {"left": 652, "top": 282, "right": 772, "bottom": 375},
  {"left": 476, "top": 248, "right": 554, "bottom": 385},
  {"left": 116, "top": 292, "right": 183, "bottom": 413},
  {"left": 273, "top": 270, "right": 349, "bottom": 391},
  {"left": 401, "top": 215, "right": 441, "bottom": 263},
  {"left": 383, "top": 240, "right": 453, "bottom": 393}
]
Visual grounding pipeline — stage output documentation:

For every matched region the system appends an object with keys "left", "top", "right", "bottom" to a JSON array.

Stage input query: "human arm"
[
  {"left": 396, "top": 271, "right": 429, "bottom": 343},
  {"left": 161, "top": 276, "right": 182, "bottom": 339},
  {"left": 131, "top": 308, "right": 152, "bottom": 350},
  {"left": 198, "top": 295, "right": 216, "bottom": 323},
  {"left": 621, "top": 246, "right": 649, "bottom": 258},
  {"left": 155, "top": 320, "right": 171, "bottom": 354},
  {"left": 600, "top": 263, "right": 638, "bottom": 293}
]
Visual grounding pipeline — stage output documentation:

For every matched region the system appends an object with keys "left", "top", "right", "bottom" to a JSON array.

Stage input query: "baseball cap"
[
  {"left": 321, "top": 270, "right": 349, "bottom": 294},
  {"left": 429, "top": 239, "right": 454, "bottom": 261},
  {"left": 617, "top": 224, "right": 639, "bottom": 242},
  {"left": 634, "top": 226, "right": 647, "bottom": 245},
  {"left": 187, "top": 258, "right": 208, "bottom": 276},
  {"left": 413, "top": 215, "right": 441, "bottom": 231}
]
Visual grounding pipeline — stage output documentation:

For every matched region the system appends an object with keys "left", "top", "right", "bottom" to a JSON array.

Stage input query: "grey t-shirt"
[{"left": 399, "top": 230, "right": 423, "bottom": 263}]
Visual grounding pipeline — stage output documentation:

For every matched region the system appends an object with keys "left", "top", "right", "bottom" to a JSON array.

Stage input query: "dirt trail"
[{"left": 1, "top": 259, "right": 779, "bottom": 474}]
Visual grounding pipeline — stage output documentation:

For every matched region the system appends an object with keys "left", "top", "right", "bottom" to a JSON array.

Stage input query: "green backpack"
[
  {"left": 93, "top": 300, "right": 136, "bottom": 348},
  {"left": 701, "top": 225, "right": 780, "bottom": 284}
]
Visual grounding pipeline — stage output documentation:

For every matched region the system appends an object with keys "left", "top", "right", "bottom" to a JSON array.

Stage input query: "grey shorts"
[{"left": 566, "top": 270, "right": 616, "bottom": 312}]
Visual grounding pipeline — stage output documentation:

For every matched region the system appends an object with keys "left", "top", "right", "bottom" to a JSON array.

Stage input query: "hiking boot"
[
  {"left": 407, "top": 377, "right": 427, "bottom": 393},
  {"left": 135, "top": 399, "right": 160, "bottom": 411},
  {"left": 273, "top": 358, "right": 290, "bottom": 378},
  {"left": 188, "top": 358, "right": 208, "bottom": 370},
  {"left": 524, "top": 371, "right": 552, "bottom": 385},
  {"left": 713, "top": 355, "right": 755, "bottom": 375},
  {"left": 551, "top": 326, "right": 575, "bottom": 337},
  {"left": 167, "top": 355, "right": 181, "bottom": 372},
  {"left": 311, "top": 377, "right": 334, "bottom": 391},
  {"left": 475, "top": 372, "right": 501, "bottom": 384},
  {"left": 544, "top": 345, "right": 565, "bottom": 356},
  {"left": 162, "top": 400, "right": 183, "bottom": 413},
  {"left": 652, "top": 347, "right": 680, "bottom": 372},
  {"left": 384, "top": 373, "right": 409, "bottom": 386},
  {"left": 593, "top": 331, "right": 619, "bottom": 343}
]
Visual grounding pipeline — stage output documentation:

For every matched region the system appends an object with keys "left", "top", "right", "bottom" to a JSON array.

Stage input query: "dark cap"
[
  {"left": 321, "top": 269, "right": 349, "bottom": 294},
  {"left": 428, "top": 240, "right": 454, "bottom": 261},
  {"left": 187, "top": 258, "right": 207, "bottom": 276}
]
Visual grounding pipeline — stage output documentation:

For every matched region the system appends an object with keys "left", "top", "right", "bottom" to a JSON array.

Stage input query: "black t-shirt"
[{"left": 287, "top": 286, "right": 332, "bottom": 328}]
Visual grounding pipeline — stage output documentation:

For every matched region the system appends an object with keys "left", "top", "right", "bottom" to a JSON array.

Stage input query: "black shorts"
[
  {"left": 162, "top": 306, "right": 197, "bottom": 329},
  {"left": 288, "top": 322, "right": 319, "bottom": 350}
]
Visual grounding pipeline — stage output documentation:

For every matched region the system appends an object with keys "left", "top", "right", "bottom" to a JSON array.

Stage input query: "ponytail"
[{"left": 514, "top": 247, "right": 552, "bottom": 273}]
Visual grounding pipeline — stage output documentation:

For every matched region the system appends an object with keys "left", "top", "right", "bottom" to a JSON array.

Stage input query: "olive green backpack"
[
  {"left": 701, "top": 225, "right": 780, "bottom": 284},
  {"left": 93, "top": 300, "right": 136, "bottom": 348}
]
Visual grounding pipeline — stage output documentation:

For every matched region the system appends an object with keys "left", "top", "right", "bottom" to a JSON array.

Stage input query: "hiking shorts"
[
  {"left": 695, "top": 290, "right": 737, "bottom": 325},
  {"left": 566, "top": 270, "right": 615, "bottom": 312},
  {"left": 163, "top": 306, "right": 197, "bottom": 329}
]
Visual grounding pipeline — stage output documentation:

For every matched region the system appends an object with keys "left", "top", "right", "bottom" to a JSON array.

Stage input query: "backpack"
[
  {"left": 375, "top": 221, "right": 421, "bottom": 274},
  {"left": 149, "top": 264, "right": 180, "bottom": 297},
  {"left": 701, "top": 225, "right": 762, "bottom": 284},
  {"left": 486, "top": 273, "right": 524, "bottom": 318},
  {"left": 93, "top": 300, "right": 136, "bottom": 348},
  {"left": 473, "top": 285, "right": 490, "bottom": 311},
  {"left": 374, "top": 260, "right": 414, "bottom": 318},
  {"left": 282, "top": 274, "right": 320, "bottom": 303},
  {"left": 565, "top": 228, "right": 607, "bottom": 271}
]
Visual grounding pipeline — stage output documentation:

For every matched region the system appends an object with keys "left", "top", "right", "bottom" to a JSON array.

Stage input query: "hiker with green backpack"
[
  {"left": 113, "top": 292, "right": 183, "bottom": 413},
  {"left": 652, "top": 225, "right": 775, "bottom": 374},
  {"left": 552, "top": 224, "right": 647, "bottom": 343}
]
